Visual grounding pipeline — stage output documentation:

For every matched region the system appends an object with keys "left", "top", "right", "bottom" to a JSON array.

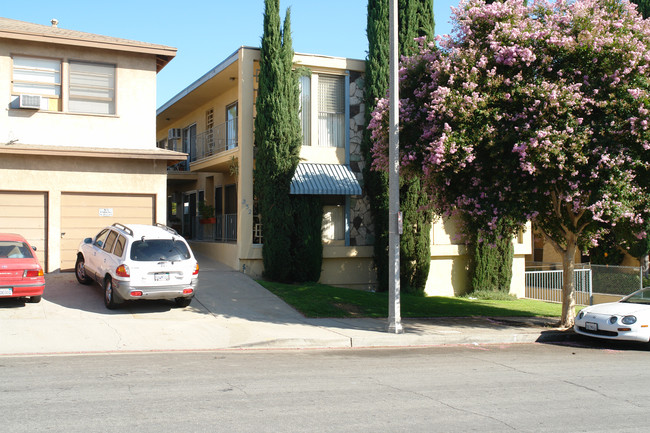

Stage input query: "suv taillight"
[
  {"left": 193, "top": 263, "right": 199, "bottom": 275},
  {"left": 116, "top": 264, "right": 130, "bottom": 277}
]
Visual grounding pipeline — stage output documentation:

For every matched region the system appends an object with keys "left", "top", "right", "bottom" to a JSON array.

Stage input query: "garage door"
[
  {"left": 60, "top": 193, "right": 155, "bottom": 270},
  {"left": 0, "top": 191, "right": 47, "bottom": 270}
]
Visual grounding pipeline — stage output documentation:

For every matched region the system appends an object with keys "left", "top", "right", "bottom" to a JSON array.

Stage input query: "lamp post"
[{"left": 387, "top": 0, "right": 403, "bottom": 334}]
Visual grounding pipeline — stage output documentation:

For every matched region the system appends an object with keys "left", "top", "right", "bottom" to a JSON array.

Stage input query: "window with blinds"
[
  {"left": 318, "top": 75, "right": 345, "bottom": 148},
  {"left": 69, "top": 61, "right": 115, "bottom": 115},
  {"left": 12, "top": 56, "right": 61, "bottom": 97}
]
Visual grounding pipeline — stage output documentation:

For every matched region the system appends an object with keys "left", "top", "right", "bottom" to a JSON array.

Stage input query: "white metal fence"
[
  {"left": 525, "top": 267, "right": 592, "bottom": 305},
  {"left": 525, "top": 263, "right": 645, "bottom": 305}
]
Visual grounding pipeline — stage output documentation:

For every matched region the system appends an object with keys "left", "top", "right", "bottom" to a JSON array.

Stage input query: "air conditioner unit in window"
[
  {"left": 168, "top": 128, "right": 182, "bottom": 140},
  {"left": 19, "top": 94, "right": 42, "bottom": 109}
]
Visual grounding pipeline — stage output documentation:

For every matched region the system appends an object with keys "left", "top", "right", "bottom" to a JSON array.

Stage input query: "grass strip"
[{"left": 257, "top": 280, "right": 566, "bottom": 318}]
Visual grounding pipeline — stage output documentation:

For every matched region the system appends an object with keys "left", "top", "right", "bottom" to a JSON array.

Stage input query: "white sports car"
[{"left": 574, "top": 287, "right": 650, "bottom": 342}]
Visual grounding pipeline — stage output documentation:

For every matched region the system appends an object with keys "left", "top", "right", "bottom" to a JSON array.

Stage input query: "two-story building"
[
  {"left": 157, "top": 47, "right": 376, "bottom": 289},
  {"left": 0, "top": 17, "right": 185, "bottom": 272},
  {"left": 156, "top": 46, "right": 532, "bottom": 296}
]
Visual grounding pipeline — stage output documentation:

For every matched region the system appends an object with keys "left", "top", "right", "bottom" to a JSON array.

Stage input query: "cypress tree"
[
  {"left": 468, "top": 223, "right": 514, "bottom": 294},
  {"left": 255, "top": 0, "right": 300, "bottom": 282},
  {"left": 397, "top": 0, "right": 434, "bottom": 295},
  {"left": 631, "top": 1, "right": 650, "bottom": 21},
  {"left": 363, "top": 0, "right": 391, "bottom": 292},
  {"left": 364, "top": 0, "right": 435, "bottom": 294},
  {"left": 283, "top": 9, "right": 323, "bottom": 282}
]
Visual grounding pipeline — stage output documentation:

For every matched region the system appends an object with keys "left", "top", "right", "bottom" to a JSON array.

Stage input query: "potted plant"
[{"left": 198, "top": 201, "right": 216, "bottom": 224}]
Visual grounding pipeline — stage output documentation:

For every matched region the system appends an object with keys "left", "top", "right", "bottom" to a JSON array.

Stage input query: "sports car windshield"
[
  {"left": 621, "top": 288, "right": 650, "bottom": 304},
  {"left": 130, "top": 239, "right": 191, "bottom": 262}
]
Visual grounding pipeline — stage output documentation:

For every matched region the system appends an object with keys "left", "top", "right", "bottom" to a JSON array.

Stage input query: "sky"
[{"left": 3, "top": 0, "right": 457, "bottom": 108}]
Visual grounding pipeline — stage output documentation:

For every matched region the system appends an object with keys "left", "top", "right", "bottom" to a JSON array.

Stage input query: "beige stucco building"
[
  {"left": 156, "top": 46, "right": 532, "bottom": 297},
  {"left": 0, "top": 17, "right": 184, "bottom": 272}
]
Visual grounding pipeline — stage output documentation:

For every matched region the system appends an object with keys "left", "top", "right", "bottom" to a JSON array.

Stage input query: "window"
[
  {"left": 299, "top": 75, "right": 311, "bottom": 146},
  {"left": 226, "top": 103, "right": 238, "bottom": 150},
  {"left": 130, "top": 240, "right": 191, "bottom": 261},
  {"left": 206, "top": 108, "right": 215, "bottom": 147},
  {"left": 103, "top": 230, "right": 118, "bottom": 253},
  {"left": 318, "top": 75, "right": 345, "bottom": 148},
  {"left": 183, "top": 124, "right": 197, "bottom": 162},
  {"left": 114, "top": 235, "right": 126, "bottom": 258},
  {"left": 12, "top": 56, "right": 61, "bottom": 98},
  {"left": 69, "top": 61, "right": 115, "bottom": 114},
  {"left": 94, "top": 229, "right": 109, "bottom": 248},
  {"left": 322, "top": 205, "right": 345, "bottom": 241}
]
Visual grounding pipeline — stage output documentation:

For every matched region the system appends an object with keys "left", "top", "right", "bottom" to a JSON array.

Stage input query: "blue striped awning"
[{"left": 290, "top": 163, "right": 362, "bottom": 195}]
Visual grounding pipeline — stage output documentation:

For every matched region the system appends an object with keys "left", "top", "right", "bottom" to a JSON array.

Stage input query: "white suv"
[{"left": 75, "top": 223, "right": 199, "bottom": 309}]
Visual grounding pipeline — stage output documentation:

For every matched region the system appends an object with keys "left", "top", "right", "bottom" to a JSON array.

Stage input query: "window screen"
[
  {"left": 12, "top": 56, "right": 61, "bottom": 97},
  {"left": 69, "top": 61, "right": 115, "bottom": 114}
]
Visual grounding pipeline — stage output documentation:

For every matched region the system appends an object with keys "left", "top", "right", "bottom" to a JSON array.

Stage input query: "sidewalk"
[{"left": 0, "top": 255, "right": 570, "bottom": 356}]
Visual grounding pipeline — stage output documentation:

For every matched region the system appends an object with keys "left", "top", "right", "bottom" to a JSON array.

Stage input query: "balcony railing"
[
  {"left": 194, "top": 118, "right": 238, "bottom": 162},
  {"left": 196, "top": 214, "right": 237, "bottom": 242}
]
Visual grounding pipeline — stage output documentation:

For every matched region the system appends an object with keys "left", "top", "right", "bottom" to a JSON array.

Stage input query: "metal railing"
[
  {"left": 194, "top": 118, "right": 238, "bottom": 162},
  {"left": 193, "top": 213, "right": 237, "bottom": 242},
  {"left": 525, "top": 266, "right": 592, "bottom": 305},
  {"left": 525, "top": 263, "right": 645, "bottom": 305}
]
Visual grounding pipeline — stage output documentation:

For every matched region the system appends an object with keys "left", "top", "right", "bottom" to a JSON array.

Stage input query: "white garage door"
[
  {"left": 60, "top": 193, "right": 155, "bottom": 270},
  {"left": 0, "top": 191, "right": 47, "bottom": 269}
]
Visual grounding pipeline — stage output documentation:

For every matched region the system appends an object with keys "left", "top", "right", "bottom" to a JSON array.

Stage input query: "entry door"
[
  {"left": 183, "top": 192, "right": 197, "bottom": 239},
  {"left": 183, "top": 124, "right": 197, "bottom": 166}
]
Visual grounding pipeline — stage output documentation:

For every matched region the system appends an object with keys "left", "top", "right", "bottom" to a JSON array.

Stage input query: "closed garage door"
[
  {"left": 60, "top": 193, "right": 155, "bottom": 270},
  {"left": 0, "top": 191, "right": 47, "bottom": 269}
]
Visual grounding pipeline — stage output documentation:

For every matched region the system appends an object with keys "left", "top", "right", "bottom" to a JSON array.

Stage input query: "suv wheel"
[
  {"left": 104, "top": 276, "right": 119, "bottom": 310},
  {"left": 75, "top": 256, "right": 92, "bottom": 285},
  {"left": 175, "top": 297, "right": 192, "bottom": 308}
]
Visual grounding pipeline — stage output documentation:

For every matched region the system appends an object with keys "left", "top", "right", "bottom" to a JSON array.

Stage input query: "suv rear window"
[{"left": 129, "top": 239, "right": 191, "bottom": 262}]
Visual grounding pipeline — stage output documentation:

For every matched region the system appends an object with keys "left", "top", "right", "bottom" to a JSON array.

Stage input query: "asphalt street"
[{"left": 1, "top": 343, "right": 649, "bottom": 432}]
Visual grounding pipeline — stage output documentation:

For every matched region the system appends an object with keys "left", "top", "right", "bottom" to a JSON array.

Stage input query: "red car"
[{"left": 0, "top": 233, "right": 44, "bottom": 303}]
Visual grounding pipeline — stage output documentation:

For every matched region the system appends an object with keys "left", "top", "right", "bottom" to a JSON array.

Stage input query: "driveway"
[{"left": 0, "top": 255, "right": 563, "bottom": 356}]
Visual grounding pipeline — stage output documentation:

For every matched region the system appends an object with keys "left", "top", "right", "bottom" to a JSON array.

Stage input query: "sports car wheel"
[
  {"left": 104, "top": 276, "right": 118, "bottom": 310},
  {"left": 75, "top": 256, "right": 92, "bottom": 285}
]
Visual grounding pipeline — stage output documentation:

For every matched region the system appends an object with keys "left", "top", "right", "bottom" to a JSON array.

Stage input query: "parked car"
[
  {"left": 574, "top": 287, "right": 650, "bottom": 343},
  {"left": 75, "top": 223, "right": 199, "bottom": 309},
  {"left": 0, "top": 233, "right": 44, "bottom": 303}
]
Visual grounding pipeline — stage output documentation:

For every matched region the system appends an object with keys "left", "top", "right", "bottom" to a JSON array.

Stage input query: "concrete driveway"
[{"left": 0, "top": 255, "right": 565, "bottom": 356}]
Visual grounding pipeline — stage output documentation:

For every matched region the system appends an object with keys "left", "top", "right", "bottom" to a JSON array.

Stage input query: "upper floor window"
[
  {"left": 69, "top": 61, "right": 116, "bottom": 115},
  {"left": 318, "top": 74, "right": 345, "bottom": 148},
  {"left": 12, "top": 56, "right": 61, "bottom": 98},
  {"left": 226, "top": 102, "right": 238, "bottom": 150},
  {"left": 299, "top": 75, "right": 311, "bottom": 147}
]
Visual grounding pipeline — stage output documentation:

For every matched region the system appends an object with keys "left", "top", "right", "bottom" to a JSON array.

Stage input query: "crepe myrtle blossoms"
[{"left": 369, "top": 0, "right": 650, "bottom": 327}]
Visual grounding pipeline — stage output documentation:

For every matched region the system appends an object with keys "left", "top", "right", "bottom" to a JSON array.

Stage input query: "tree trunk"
[{"left": 560, "top": 234, "right": 578, "bottom": 328}]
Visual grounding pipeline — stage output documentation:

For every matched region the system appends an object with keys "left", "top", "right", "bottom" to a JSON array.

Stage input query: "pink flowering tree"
[{"left": 369, "top": 0, "right": 650, "bottom": 327}]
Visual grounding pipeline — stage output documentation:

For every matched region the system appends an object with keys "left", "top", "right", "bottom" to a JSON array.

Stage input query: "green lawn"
[{"left": 257, "top": 280, "right": 567, "bottom": 318}]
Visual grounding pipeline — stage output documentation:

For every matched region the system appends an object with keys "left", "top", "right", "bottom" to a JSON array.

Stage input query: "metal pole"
[{"left": 387, "top": 0, "right": 403, "bottom": 334}]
